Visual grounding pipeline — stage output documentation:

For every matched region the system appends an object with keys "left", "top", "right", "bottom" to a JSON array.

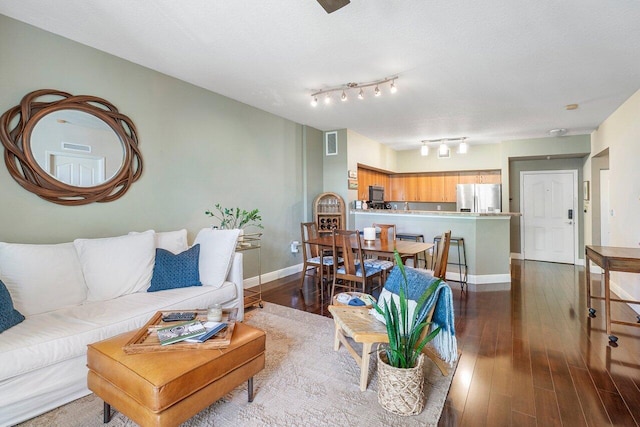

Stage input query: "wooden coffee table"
[
  {"left": 87, "top": 322, "right": 266, "bottom": 427},
  {"left": 328, "top": 304, "right": 449, "bottom": 391}
]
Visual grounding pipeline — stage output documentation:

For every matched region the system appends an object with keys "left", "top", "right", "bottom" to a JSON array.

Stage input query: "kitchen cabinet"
[
  {"left": 357, "top": 167, "right": 390, "bottom": 200},
  {"left": 443, "top": 172, "right": 459, "bottom": 202},
  {"left": 358, "top": 166, "right": 500, "bottom": 203},
  {"left": 458, "top": 170, "right": 501, "bottom": 184},
  {"left": 417, "top": 174, "right": 444, "bottom": 202}
]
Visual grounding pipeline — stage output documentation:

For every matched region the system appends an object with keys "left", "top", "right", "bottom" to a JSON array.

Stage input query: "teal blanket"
[{"left": 383, "top": 266, "right": 458, "bottom": 364}]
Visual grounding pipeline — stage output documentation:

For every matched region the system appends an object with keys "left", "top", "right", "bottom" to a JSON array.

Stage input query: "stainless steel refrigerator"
[{"left": 456, "top": 184, "right": 501, "bottom": 212}]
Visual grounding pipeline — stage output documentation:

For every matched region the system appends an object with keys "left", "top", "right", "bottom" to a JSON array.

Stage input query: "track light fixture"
[
  {"left": 420, "top": 141, "right": 429, "bottom": 156},
  {"left": 458, "top": 138, "right": 468, "bottom": 154},
  {"left": 310, "top": 76, "right": 398, "bottom": 107},
  {"left": 439, "top": 141, "right": 449, "bottom": 156},
  {"left": 420, "top": 137, "right": 469, "bottom": 158}
]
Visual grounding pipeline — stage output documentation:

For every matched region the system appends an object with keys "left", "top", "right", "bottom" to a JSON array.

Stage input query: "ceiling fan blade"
[{"left": 317, "top": 0, "right": 350, "bottom": 14}]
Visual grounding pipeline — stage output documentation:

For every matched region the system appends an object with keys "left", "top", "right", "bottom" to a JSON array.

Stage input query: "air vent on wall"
[{"left": 62, "top": 142, "right": 91, "bottom": 152}]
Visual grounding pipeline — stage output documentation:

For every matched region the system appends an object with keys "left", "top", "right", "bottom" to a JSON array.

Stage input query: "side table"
[{"left": 328, "top": 305, "right": 449, "bottom": 391}]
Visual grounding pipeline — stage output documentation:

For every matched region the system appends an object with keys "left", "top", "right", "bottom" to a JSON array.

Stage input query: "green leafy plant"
[
  {"left": 205, "top": 204, "right": 263, "bottom": 230},
  {"left": 374, "top": 250, "right": 442, "bottom": 369}
]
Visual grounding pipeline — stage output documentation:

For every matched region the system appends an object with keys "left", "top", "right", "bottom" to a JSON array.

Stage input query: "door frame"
[{"left": 519, "top": 169, "right": 579, "bottom": 264}]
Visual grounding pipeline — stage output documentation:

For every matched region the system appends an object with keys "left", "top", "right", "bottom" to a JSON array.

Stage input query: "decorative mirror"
[{"left": 0, "top": 89, "right": 143, "bottom": 205}]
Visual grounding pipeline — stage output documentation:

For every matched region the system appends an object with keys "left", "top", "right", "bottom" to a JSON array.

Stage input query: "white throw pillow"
[
  {"left": 0, "top": 242, "right": 87, "bottom": 316},
  {"left": 128, "top": 229, "right": 188, "bottom": 254},
  {"left": 194, "top": 228, "right": 240, "bottom": 288},
  {"left": 74, "top": 232, "right": 156, "bottom": 301}
]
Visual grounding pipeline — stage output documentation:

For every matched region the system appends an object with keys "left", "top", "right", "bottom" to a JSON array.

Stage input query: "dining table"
[{"left": 306, "top": 235, "right": 434, "bottom": 265}]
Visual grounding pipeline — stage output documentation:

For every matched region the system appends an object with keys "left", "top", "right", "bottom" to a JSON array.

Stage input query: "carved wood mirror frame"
[{"left": 0, "top": 89, "right": 143, "bottom": 205}]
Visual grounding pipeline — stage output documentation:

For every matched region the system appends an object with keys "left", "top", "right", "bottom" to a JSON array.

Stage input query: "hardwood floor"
[{"left": 255, "top": 260, "right": 640, "bottom": 426}]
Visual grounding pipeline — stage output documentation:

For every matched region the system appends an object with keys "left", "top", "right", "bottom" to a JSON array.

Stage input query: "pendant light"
[{"left": 458, "top": 138, "right": 468, "bottom": 154}]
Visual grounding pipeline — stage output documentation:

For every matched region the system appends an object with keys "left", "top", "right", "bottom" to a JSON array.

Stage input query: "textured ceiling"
[{"left": 1, "top": 0, "right": 639, "bottom": 150}]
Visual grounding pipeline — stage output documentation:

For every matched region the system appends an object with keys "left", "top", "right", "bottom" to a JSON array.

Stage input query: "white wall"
[
  {"left": 0, "top": 15, "right": 323, "bottom": 279},
  {"left": 589, "top": 89, "right": 640, "bottom": 309}
]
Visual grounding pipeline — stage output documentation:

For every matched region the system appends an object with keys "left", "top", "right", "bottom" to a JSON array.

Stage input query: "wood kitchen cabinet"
[
  {"left": 388, "top": 175, "right": 418, "bottom": 202},
  {"left": 458, "top": 170, "right": 501, "bottom": 184},
  {"left": 357, "top": 167, "right": 390, "bottom": 200},
  {"left": 443, "top": 172, "right": 459, "bottom": 202},
  {"left": 358, "top": 166, "right": 500, "bottom": 203},
  {"left": 417, "top": 174, "right": 444, "bottom": 202}
]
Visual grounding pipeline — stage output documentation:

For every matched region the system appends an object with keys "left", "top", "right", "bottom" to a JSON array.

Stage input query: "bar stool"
[
  {"left": 396, "top": 232, "right": 429, "bottom": 268},
  {"left": 432, "top": 235, "right": 468, "bottom": 291}
]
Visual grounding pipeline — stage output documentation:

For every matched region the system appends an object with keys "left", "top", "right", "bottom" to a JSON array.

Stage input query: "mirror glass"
[{"left": 30, "top": 109, "right": 125, "bottom": 188}]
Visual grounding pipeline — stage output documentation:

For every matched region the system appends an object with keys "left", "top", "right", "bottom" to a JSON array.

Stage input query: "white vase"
[{"left": 237, "top": 228, "right": 244, "bottom": 242}]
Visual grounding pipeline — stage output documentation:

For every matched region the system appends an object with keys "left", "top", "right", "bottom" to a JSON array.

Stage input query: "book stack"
[{"left": 156, "top": 320, "right": 227, "bottom": 345}]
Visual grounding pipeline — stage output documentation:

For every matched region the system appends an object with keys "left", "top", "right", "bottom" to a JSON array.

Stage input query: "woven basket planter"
[{"left": 377, "top": 350, "right": 425, "bottom": 416}]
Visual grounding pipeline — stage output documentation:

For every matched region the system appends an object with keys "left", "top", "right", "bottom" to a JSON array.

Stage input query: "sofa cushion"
[
  {"left": 0, "top": 279, "right": 24, "bottom": 333},
  {"left": 129, "top": 229, "right": 188, "bottom": 254},
  {"left": 194, "top": 229, "right": 240, "bottom": 288},
  {"left": 0, "top": 242, "right": 87, "bottom": 316},
  {"left": 74, "top": 233, "right": 155, "bottom": 301},
  {"left": 148, "top": 245, "right": 202, "bottom": 292},
  {"left": 0, "top": 282, "right": 238, "bottom": 381}
]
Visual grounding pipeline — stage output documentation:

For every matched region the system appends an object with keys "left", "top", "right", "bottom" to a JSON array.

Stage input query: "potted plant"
[
  {"left": 205, "top": 204, "right": 263, "bottom": 239},
  {"left": 374, "top": 250, "right": 442, "bottom": 416}
]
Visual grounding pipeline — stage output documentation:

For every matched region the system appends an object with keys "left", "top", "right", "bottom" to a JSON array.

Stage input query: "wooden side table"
[
  {"left": 585, "top": 245, "right": 640, "bottom": 343},
  {"left": 328, "top": 305, "right": 449, "bottom": 391}
]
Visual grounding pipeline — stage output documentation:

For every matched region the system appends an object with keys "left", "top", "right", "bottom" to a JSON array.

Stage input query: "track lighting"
[
  {"left": 439, "top": 141, "right": 449, "bottom": 156},
  {"left": 458, "top": 138, "right": 468, "bottom": 154},
  {"left": 310, "top": 76, "right": 398, "bottom": 107},
  {"left": 420, "top": 142, "right": 429, "bottom": 156},
  {"left": 420, "top": 137, "right": 468, "bottom": 158}
]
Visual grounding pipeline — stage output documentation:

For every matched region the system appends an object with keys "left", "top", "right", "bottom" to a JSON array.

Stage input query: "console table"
[{"left": 585, "top": 245, "right": 640, "bottom": 343}]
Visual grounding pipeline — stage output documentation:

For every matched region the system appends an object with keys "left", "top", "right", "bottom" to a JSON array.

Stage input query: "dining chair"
[
  {"left": 331, "top": 229, "right": 382, "bottom": 301},
  {"left": 299, "top": 222, "right": 342, "bottom": 302},
  {"left": 363, "top": 223, "right": 396, "bottom": 281},
  {"left": 428, "top": 230, "right": 451, "bottom": 279}
]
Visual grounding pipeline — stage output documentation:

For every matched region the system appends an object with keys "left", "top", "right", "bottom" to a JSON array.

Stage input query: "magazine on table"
[
  {"left": 184, "top": 321, "right": 228, "bottom": 343},
  {"left": 156, "top": 320, "right": 206, "bottom": 345}
]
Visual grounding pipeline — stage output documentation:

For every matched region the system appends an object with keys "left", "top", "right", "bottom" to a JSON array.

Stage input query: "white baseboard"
[
  {"left": 243, "top": 263, "right": 303, "bottom": 289},
  {"left": 609, "top": 280, "right": 640, "bottom": 315}
]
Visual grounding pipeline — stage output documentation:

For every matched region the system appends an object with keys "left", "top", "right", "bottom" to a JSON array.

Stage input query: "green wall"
[{"left": 0, "top": 15, "right": 322, "bottom": 279}]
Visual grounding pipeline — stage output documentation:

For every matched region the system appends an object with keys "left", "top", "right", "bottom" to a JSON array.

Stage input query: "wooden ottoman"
[{"left": 87, "top": 322, "right": 266, "bottom": 427}]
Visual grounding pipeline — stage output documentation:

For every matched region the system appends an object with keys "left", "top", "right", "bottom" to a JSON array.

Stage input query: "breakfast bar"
[{"left": 353, "top": 209, "right": 518, "bottom": 291}]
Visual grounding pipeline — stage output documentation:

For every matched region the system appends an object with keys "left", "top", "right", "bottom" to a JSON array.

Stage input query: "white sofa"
[{"left": 0, "top": 228, "right": 244, "bottom": 427}]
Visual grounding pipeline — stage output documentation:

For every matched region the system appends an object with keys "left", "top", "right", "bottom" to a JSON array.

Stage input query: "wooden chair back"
[
  {"left": 332, "top": 229, "right": 362, "bottom": 277},
  {"left": 300, "top": 222, "right": 320, "bottom": 260},
  {"left": 373, "top": 223, "right": 396, "bottom": 245},
  {"left": 432, "top": 230, "right": 451, "bottom": 279}
]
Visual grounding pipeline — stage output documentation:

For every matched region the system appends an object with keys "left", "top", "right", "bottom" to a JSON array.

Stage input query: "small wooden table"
[
  {"left": 585, "top": 245, "right": 640, "bottom": 343},
  {"left": 328, "top": 305, "right": 448, "bottom": 391}
]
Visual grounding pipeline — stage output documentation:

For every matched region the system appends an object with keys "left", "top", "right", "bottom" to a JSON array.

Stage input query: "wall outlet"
[
  {"left": 437, "top": 205, "right": 441, "bottom": 211},
  {"left": 290, "top": 241, "right": 300, "bottom": 253}
]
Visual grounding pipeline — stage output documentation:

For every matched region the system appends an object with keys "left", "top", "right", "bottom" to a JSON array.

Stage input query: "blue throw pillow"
[
  {"left": 0, "top": 279, "right": 25, "bottom": 333},
  {"left": 148, "top": 244, "right": 202, "bottom": 292}
]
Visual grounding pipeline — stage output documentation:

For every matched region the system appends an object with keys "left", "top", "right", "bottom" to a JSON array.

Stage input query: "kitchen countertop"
[{"left": 351, "top": 209, "right": 521, "bottom": 217}]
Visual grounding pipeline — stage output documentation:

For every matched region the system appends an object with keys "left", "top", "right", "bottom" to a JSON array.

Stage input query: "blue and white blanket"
[{"left": 375, "top": 266, "right": 458, "bottom": 364}]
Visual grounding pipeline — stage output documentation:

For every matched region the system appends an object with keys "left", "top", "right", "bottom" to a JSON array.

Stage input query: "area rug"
[{"left": 18, "top": 303, "right": 456, "bottom": 427}]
